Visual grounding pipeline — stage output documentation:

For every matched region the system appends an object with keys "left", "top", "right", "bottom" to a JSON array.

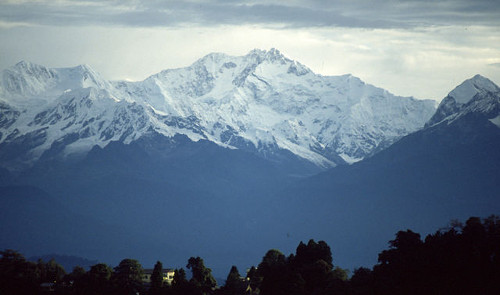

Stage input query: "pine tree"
[
  {"left": 150, "top": 261, "right": 163, "bottom": 294},
  {"left": 223, "top": 266, "right": 246, "bottom": 295}
]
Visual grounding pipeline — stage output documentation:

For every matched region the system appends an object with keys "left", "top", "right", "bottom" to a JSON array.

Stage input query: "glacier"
[{"left": 0, "top": 49, "right": 437, "bottom": 171}]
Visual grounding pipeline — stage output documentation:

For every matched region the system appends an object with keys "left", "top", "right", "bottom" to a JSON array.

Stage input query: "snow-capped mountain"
[
  {"left": 274, "top": 74, "right": 500, "bottom": 275},
  {"left": 0, "top": 49, "right": 436, "bottom": 171},
  {"left": 0, "top": 61, "right": 152, "bottom": 169},
  {"left": 426, "top": 74, "right": 500, "bottom": 127},
  {"left": 2, "top": 60, "right": 499, "bottom": 278}
]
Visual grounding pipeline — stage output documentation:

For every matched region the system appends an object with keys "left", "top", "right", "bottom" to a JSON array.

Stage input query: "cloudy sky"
[{"left": 1, "top": 0, "right": 499, "bottom": 101}]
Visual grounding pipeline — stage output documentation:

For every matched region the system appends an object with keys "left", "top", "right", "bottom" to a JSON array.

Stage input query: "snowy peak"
[
  {"left": 448, "top": 74, "right": 499, "bottom": 104},
  {"left": 244, "top": 48, "right": 312, "bottom": 76},
  {"left": 54, "top": 64, "right": 112, "bottom": 93},
  {"left": 110, "top": 49, "right": 436, "bottom": 166},
  {"left": 1, "top": 61, "right": 57, "bottom": 97},
  {"left": 0, "top": 62, "right": 112, "bottom": 101},
  {"left": 190, "top": 48, "right": 312, "bottom": 83},
  {"left": 247, "top": 48, "right": 288, "bottom": 63},
  {"left": 0, "top": 50, "right": 438, "bottom": 171},
  {"left": 426, "top": 75, "right": 500, "bottom": 127},
  {"left": 13, "top": 60, "right": 52, "bottom": 75}
]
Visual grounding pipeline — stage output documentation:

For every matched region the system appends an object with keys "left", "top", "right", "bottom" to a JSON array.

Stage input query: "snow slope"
[
  {"left": 0, "top": 49, "right": 437, "bottom": 170},
  {"left": 426, "top": 74, "right": 500, "bottom": 127}
]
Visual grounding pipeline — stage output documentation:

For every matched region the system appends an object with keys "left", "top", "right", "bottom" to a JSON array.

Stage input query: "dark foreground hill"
[{"left": 275, "top": 111, "right": 500, "bottom": 269}]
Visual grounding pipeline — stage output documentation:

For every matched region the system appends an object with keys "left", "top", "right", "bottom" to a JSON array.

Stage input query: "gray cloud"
[{"left": 1, "top": 0, "right": 499, "bottom": 29}]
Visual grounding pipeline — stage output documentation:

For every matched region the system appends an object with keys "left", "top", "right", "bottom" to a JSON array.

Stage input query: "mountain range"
[
  {"left": 0, "top": 49, "right": 499, "bottom": 277},
  {"left": 0, "top": 48, "right": 435, "bottom": 172}
]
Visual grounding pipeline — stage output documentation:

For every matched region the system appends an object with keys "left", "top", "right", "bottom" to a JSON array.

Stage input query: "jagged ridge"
[{"left": 0, "top": 49, "right": 438, "bottom": 171}]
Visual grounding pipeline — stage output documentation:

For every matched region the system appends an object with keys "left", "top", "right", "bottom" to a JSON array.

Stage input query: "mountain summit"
[
  {"left": 1, "top": 49, "right": 436, "bottom": 171},
  {"left": 1, "top": 61, "right": 112, "bottom": 100},
  {"left": 426, "top": 74, "right": 500, "bottom": 127},
  {"left": 1, "top": 55, "right": 499, "bottom": 277},
  {"left": 448, "top": 74, "right": 499, "bottom": 104}
]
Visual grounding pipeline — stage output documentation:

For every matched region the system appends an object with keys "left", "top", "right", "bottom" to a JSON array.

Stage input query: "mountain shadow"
[{"left": 274, "top": 112, "right": 500, "bottom": 270}]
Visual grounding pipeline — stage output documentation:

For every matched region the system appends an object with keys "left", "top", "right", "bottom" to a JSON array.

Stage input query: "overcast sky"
[{"left": 1, "top": 0, "right": 499, "bottom": 101}]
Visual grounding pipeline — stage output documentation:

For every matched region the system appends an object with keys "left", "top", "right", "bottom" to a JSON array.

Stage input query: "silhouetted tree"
[
  {"left": 245, "top": 266, "right": 260, "bottom": 294},
  {"left": 294, "top": 240, "right": 333, "bottom": 268},
  {"left": 187, "top": 257, "right": 216, "bottom": 295},
  {"left": 257, "top": 249, "right": 293, "bottom": 295},
  {"left": 0, "top": 250, "right": 40, "bottom": 294},
  {"left": 2, "top": 215, "right": 498, "bottom": 295},
  {"left": 290, "top": 239, "right": 345, "bottom": 295},
  {"left": 149, "top": 261, "right": 164, "bottom": 295},
  {"left": 349, "top": 267, "right": 374, "bottom": 295},
  {"left": 333, "top": 266, "right": 349, "bottom": 281},
  {"left": 85, "top": 263, "right": 113, "bottom": 295},
  {"left": 64, "top": 266, "right": 86, "bottom": 294},
  {"left": 172, "top": 267, "right": 201, "bottom": 295},
  {"left": 172, "top": 268, "right": 187, "bottom": 287},
  {"left": 371, "top": 216, "right": 500, "bottom": 295},
  {"left": 374, "top": 230, "right": 425, "bottom": 295},
  {"left": 483, "top": 215, "right": 500, "bottom": 293},
  {"left": 112, "top": 258, "right": 144, "bottom": 295},
  {"left": 44, "top": 258, "right": 67, "bottom": 284},
  {"left": 221, "top": 266, "right": 246, "bottom": 295}
]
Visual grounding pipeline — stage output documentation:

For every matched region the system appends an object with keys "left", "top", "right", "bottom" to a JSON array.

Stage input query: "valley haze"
[{"left": 0, "top": 49, "right": 499, "bottom": 278}]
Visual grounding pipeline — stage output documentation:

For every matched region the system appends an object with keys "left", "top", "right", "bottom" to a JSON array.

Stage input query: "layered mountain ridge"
[
  {"left": 273, "top": 70, "right": 500, "bottom": 271},
  {"left": 0, "top": 49, "right": 436, "bottom": 172},
  {"left": 1, "top": 50, "right": 499, "bottom": 276}
]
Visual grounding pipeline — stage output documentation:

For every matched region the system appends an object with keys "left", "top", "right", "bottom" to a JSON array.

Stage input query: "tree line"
[{"left": 1, "top": 215, "right": 500, "bottom": 295}]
